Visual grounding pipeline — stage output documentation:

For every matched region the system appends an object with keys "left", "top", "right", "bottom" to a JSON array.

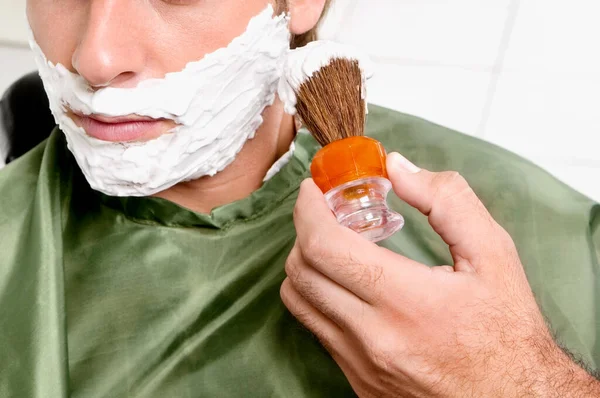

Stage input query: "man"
[{"left": 1, "top": 0, "right": 598, "bottom": 396}]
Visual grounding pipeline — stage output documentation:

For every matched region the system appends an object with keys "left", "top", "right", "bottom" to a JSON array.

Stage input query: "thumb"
[{"left": 386, "top": 152, "right": 515, "bottom": 273}]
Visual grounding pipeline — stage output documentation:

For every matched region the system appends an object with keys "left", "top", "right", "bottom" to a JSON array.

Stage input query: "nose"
[{"left": 72, "top": 0, "right": 146, "bottom": 88}]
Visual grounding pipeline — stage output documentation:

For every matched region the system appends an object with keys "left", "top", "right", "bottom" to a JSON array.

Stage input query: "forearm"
[
  {"left": 543, "top": 349, "right": 600, "bottom": 398},
  {"left": 521, "top": 341, "right": 600, "bottom": 398}
]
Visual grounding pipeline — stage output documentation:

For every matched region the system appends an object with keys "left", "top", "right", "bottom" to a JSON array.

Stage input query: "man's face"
[{"left": 27, "top": 0, "right": 279, "bottom": 142}]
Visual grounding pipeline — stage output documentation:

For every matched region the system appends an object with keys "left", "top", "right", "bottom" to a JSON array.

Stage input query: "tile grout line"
[
  {"left": 0, "top": 39, "right": 30, "bottom": 50},
  {"left": 476, "top": 0, "right": 521, "bottom": 138}
]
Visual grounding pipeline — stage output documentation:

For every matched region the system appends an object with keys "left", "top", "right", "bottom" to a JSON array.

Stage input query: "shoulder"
[
  {"left": 0, "top": 138, "right": 48, "bottom": 269},
  {"left": 368, "top": 105, "right": 597, "bottom": 285},
  {"left": 367, "top": 106, "right": 600, "bottom": 366},
  {"left": 366, "top": 107, "right": 597, "bottom": 251},
  {"left": 366, "top": 105, "right": 595, "bottom": 209},
  {"left": 0, "top": 129, "right": 68, "bottom": 228},
  {"left": 0, "top": 139, "right": 46, "bottom": 217},
  {"left": 367, "top": 104, "right": 533, "bottom": 173}
]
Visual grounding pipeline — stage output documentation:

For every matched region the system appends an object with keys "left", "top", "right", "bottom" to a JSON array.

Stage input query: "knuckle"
[
  {"left": 303, "top": 233, "right": 328, "bottom": 265},
  {"left": 432, "top": 265, "right": 455, "bottom": 274},
  {"left": 495, "top": 226, "right": 519, "bottom": 258},
  {"left": 433, "top": 170, "right": 462, "bottom": 186},
  {"left": 292, "top": 201, "right": 302, "bottom": 223},
  {"left": 316, "top": 336, "right": 335, "bottom": 355},
  {"left": 299, "top": 178, "right": 314, "bottom": 191},
  {"left": 284, "top": 256, "right": 322, "bottom": 307},
  {"left": 295, "top": 306, "right": 319, "bottom": 333},
  {"left": 431, "top": 171, "right": 480, "bottom": 212},
  {"left": 432, "top": 171, "right": 470, "bottom": 198},
  {"left": 295, "top": 276, "right": 333, "bottom": 320},
  {"left": 280, "top": 280, "right": 317, "bottom": 327},
  {"left": 338, "top": 252, "right": 386, "bottom": 303},
  {"left": 366, "top": 263, "right": 385, "bottom": 290},
  {"left": 279, "top": 279, "right": 292, "bottom": 302},
  {"left": 366, "top": 330, "right": 399, "bottom": 373},
  {"left": 296, "top": 180, "right": 314, "bottom": 208},
  {"left": 284, "top": 255, "right": 297, "bottom": 279},
  {"left": 349, "top": 255, "right": 384, "bottom": 290},
  {"left": 495, "top": 224, "right": 513, "bottom": 244}
]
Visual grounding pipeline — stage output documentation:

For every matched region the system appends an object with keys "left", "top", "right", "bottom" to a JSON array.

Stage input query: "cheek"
[
  {"left": 154, "top": 0, "right": 275, "bottom": 73},
  {"left": 26, "top": 0, "right": 280, "bottom": 78},
  {"left": 27, "top": 0, "right": 84, "bottom": 68}
]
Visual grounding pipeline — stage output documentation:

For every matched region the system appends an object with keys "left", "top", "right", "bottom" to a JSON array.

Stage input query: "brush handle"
[
  {"left": 311, "top": 136, "right": 387, "bottom": 194},
  {"left": 324, "top": 177, "right": 404, "bottom": 242}
]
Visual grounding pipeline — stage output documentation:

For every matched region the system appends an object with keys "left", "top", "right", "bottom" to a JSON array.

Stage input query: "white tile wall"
[
  {"left": 0, "top": 0, "right": 34, "bottom": 95},
  {"left": 0, "top": 0, "right": 29, "bottom": 46},
  {"left": 326, "top": 0, "right": 600, "bottom": 202},
  {"left": 0, "top": 45, "right": 37, "bottom": 95},
  {"left": 366, "top": 63, "right": 491, "bottom": 136},
  {"left": 482, "top": 0, "right": 600, "bottom": 201},
  {"left": 1, "top": 0, "right": 598, "bottom": 201},
  {"left": 335, "top": 0, "right": 512, "bottom": 68}
]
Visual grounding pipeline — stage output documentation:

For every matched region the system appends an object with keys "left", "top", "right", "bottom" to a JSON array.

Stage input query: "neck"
[{"left": 154, "top": 100, "right": 296, "bottom": 213}]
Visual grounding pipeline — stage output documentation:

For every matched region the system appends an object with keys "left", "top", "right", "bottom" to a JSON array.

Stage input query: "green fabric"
[{"left": 1, "top": 105, "right": 598, "bottom": 397}]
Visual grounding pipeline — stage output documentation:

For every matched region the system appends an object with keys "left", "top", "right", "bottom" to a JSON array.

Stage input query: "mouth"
[{"left": 70, "top": 112, "right": 171, "bottom": 142}]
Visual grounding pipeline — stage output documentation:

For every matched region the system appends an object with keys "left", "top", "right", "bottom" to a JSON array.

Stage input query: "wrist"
[
  {"left": 544, "top": 348, "right": 600, "bottom": 398},
  {"left": 520, "top": 338, "right": 600, "bottom": 397}
]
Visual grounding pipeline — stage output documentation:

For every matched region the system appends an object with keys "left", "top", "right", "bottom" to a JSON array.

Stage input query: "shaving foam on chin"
[
  {"left": 30, "top": 5, "right": 290, "bottom": 197},
  {"left": 278, "top": 40, "right": 375, "bottom": 116}
]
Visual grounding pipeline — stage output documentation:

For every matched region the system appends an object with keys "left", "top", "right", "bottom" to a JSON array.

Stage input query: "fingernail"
[{"left": 388, "top": 152, "right": 421, "bottom": 174}]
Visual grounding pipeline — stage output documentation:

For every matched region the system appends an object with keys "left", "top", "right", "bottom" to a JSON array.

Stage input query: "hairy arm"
[{"left": 540, "top": 347, "right": 600, "bottom": 398}]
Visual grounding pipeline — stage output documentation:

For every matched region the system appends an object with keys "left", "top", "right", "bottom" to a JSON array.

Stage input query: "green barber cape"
[{"left": 1, "top": 105, "right": 599, "bottom": 397}]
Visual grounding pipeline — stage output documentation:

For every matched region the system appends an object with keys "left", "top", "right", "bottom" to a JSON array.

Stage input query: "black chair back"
[{"left": 0, "top": 72, "right": 56, "bottom": 165}]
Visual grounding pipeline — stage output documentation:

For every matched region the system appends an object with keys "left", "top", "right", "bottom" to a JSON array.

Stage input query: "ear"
[{"left": 287, "top": 0, "right": 327, "bottom": 35}]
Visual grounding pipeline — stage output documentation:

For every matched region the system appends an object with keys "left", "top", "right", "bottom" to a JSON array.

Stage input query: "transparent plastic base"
[{"left": 324, "top": 177, "right": 404, "bottom": 242}]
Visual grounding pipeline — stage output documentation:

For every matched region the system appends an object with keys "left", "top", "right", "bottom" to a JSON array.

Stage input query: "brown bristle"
[{"left": 295, "top": 58, "right": 366, "bottom": 147}]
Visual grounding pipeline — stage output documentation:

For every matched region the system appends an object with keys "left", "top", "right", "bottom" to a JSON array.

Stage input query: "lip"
[{"left": 71, "top": 112, "right": 167, "bottom": 142}]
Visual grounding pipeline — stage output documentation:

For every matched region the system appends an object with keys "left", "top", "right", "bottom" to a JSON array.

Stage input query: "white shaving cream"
[
  {"left": 278, "top": 40, "right": 374, "bottom": 116},
  {"left": 30, "top": 5, "right": 290, "bottom": 197}
]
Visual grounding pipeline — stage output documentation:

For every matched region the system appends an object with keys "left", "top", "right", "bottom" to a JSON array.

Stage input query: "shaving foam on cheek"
[
  {"left": 278, "top": 41, "right": 374, "bottom": 116},
  {"left": 30, "top": 5, "right": 290, "bottom": 197}
]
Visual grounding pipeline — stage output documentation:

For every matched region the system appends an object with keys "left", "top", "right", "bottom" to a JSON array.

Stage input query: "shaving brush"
[{"left": 294, "top": 57, "right": 404, "bottom": 242}]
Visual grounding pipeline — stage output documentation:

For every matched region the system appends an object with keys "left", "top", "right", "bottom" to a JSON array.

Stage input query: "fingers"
[
  {"left": 280, "top": 278, "right": 362, "bottom": 385},
  {"left": 285, "top": 246, "right": 367, "bottom": 328},
  {"left": 285, "top": 242, "right": 370, "bottom": 330},
  {"left": 386, "top": 153, "right": 516, "bottom": 273},
  {"left": 280, "top": 278, "right": 345, "bottom": 356},
  {"left": 433, "top": 265, "right": 456, "bottom": 273},
  {"left": 293, "top": 179, "right": 430, "bottom": 303}
]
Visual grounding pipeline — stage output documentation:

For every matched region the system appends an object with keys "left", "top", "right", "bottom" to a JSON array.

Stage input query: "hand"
[{"left": 281, "top": 153, "right": 600, "bottom": 397}]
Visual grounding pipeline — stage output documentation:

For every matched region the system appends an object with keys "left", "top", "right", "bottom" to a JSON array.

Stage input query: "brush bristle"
[{"left": 295, "top": 58, "right": 366, "bottom": 147}]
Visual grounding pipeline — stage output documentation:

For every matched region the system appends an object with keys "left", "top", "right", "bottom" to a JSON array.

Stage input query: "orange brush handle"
[{"left": 310, "top": 136, "right": 388, "bottom": 194}]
